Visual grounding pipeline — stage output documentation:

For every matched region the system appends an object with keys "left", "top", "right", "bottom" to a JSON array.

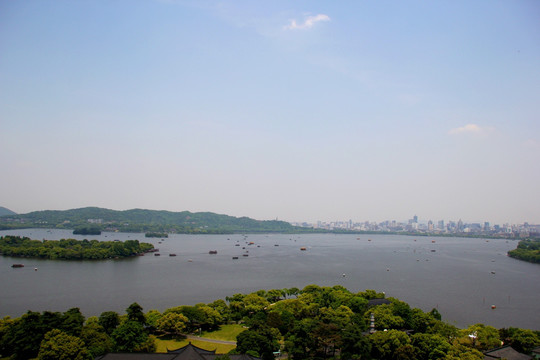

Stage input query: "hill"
[
  {"left": 0, "top": 207, "right": 296, "bottom": 234},
  {"left": 0, "top": 206, "right": 17, "bottom": 217}
]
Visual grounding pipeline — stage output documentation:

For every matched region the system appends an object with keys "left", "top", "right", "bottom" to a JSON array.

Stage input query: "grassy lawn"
[
  {"left": 153, "top": 335, "right": 236, "bottom": 354},
  {"left": 200, "top": 324, "right": 246, "bottom": 341}
]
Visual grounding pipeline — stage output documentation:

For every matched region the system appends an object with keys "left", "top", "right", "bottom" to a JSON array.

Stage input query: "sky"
[{"left": 1, "top": 1, "right": 539, "bottom": 225}]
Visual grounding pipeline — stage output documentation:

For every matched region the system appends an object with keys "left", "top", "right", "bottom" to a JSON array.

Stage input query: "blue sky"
[{"left": 1, "top": 0, "right": 539, "bottom": 224}]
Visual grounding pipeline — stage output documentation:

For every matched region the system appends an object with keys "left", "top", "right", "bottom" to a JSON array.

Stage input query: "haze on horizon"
[{"left": 1, "top": 1, "right": 539, "bottom": 225}]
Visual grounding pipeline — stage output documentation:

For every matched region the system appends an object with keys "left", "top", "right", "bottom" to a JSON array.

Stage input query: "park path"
[{"left": 184, "top": 334, "right": 237, "bottom": 345}]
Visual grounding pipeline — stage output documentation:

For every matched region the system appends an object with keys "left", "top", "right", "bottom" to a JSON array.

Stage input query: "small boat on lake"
[
  {"left": 209, "top": 250, "right": 217, "bottom": 254},
  {"left": 300, "top": 247, "right": 307, "bottom": 251},
  {"left": 12, "top": 264, "right": 24, "bottom": 268},
  {"left": 232, "top": 256, "right": 239, "bottom": 260},
  {"left": 169, "top": 254, "right": 177, "bottom": 257}
]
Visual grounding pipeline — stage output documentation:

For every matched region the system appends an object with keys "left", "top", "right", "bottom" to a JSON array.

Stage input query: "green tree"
[
  {"left": 340, "top": 324, "right": 371, "bottom": 360},
  {"left": 37, "top": 329, "right": 90, "bottom": 360},
  {"left": 243, "top": 293, "right": 270, "bottom": 315},
  {"left": 370, "top": 329, "right": 411, "bottom": 360},
  {"left": 369, "top": 304, "right": 405, "bottom": 330},
  {"left": 62, "top": 307, "right": 85, "bottom": 336},
  {"left": 156, "top": 312, "right": 189, "bottom": 336},
  {"left": 459, "top": 324, "right": 501, "bottom": 351},
  {"left": 411, "top": 333, "right": 451, "bottom": 360},
  {"left": 195, "top": 304, "right": 223, "bottom": 330},
  {"left": 145, "top": 310, "right": 162, "bottom": 329},
  {"left": 319, "top": 305, "right": 354, "bottom": 329},
  {"left": 126, "top": 303, "right": 146, "bottom": 325},
  {"left": 443, "top": 344, "right": 483, "bottom": 360},
  {"left": 111, "top": 321, "right": 155, "bottom": 352},
  {"left": 284, "top": 318, "right": 318, "bottom": 360},
  {"left": 237, "top": 327, "right": 279, "bottom": 360},
  {"left": 0, "top": 316, "right": 15, "bottom": 357},
  {"left": 80, "top": 323, "right": 113, "bottom": 357},
  {"left": 98, "top": 311, "right": 120, "bottom": 335},
  {"left": 3, "top": 311, "right": 46, "bottom": 359}
]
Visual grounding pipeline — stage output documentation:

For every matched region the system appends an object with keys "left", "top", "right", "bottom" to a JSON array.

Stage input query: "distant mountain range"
[
  {"left": 0, "top": 206, "right": 299, "bottom": 234},
  {"left": 0, "top": 207, "right": 16, "bottom": 217}
]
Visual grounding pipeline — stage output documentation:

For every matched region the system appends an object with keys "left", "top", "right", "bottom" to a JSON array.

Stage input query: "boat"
[
  {"left": 232, "top": 256, "right": 239, "bottom": 260},
  {"left": 274, "top": 244, "right": 279, "bottom": 247},
  {"left": 235, "top": 244, "right": 240, "bottom": 246},
  {"left": 300, "top": 247, "right": 307, "bottom": 251},
  {"left": 242, "top": 254, "right": 249, "bottom": 257},
  {"left": 154, "top": 253, "right": 161, "bottom": 256},
  {"left": 11, "top": 264, "right": 24, "bottom": 268},
  {"left": 188, "top": 259, "right": 193, "bottom": 262},
  {"left": 169, "top": 254, "right": 177, "bottom": 257},
  {"left": 209, "top": 250, "right": 217, "bottom": 254}
]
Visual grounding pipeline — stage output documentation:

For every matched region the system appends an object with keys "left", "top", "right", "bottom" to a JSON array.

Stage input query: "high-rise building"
[{"left": 438, "top": 220, "right": 445, "bottom": 230}]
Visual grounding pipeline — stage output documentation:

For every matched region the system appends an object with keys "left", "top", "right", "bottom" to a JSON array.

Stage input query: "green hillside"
[
  {"left": 0, "top": 206, "right": 16, "bottom": 217},
  {"left": 0, "top": 207, "right": 296, "bottom": 234}
]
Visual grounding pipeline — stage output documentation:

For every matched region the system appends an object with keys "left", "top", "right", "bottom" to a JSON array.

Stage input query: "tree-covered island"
[
  {"left": 145, "top": 232, "right": 168, "bottom": 238},
  {"left": 0, "top": 236, "right": 154, "bottom": 260},
  {"left": 1, "top": 285, "right": 539, "bottom": 360}
]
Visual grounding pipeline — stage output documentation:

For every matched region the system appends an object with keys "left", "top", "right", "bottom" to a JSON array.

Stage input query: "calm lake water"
[{"left": 1, "top": 229, "right": 539, "bottom": 330}]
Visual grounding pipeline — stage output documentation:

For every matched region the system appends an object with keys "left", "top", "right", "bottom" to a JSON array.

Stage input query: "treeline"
[
  {"left": 1, "top": 285, "right": 539, "bottom": 360},
  {"left": 508, "top": 239, "right": 540, "bottom": 264},
  {"left": 0, "top": 236, "right": 154, "bottom": 260}
]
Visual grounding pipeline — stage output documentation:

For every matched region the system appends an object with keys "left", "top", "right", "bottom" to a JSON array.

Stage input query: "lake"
[{"left": 0, "top": 229, "right": 538, "bottom": 330}]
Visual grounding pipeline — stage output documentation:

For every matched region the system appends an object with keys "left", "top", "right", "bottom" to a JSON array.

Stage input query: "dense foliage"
[
  {"left": 0, "top": 207, "right": 296, "bottom": 233},
  {"left": 508, "top": 239, "right": 540, "bottom": 263},
  {"left": 0, "top": 236, "right": 154, "bottom": 260},
  {"left": 73, "top": 225, "right": 102, "bottom": 235},
  {"left": 0, "top": 286, "right": 539, "bottom": 359},
  {"left": 145, "top": 232, "right": 169, "bottom": 238}
]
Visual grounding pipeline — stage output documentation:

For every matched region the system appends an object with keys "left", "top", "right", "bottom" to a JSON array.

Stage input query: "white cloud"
[
  {"left": 448, "top": 123, "right": 493, "bottom": 135},
  {"left": 284, "top": 14, "right": 330, "bottom": 30}
]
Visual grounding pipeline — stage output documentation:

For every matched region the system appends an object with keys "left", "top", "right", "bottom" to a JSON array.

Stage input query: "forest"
[
  {"left": 0, "top": 285, "right": 538, "bottom": 360},
  {"left": 0, "top": 236, "right": 154, "bottom": 260}
]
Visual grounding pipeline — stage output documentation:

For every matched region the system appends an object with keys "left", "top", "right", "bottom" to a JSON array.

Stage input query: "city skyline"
[{"left": 1, "top": 1, "right": 539, "bottom": 225}]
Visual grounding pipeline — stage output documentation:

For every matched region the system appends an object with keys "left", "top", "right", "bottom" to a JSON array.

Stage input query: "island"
[
  {"left": 0, "top": 235, "right": 154, "bottom": 260},
  {"left": 73, "top": 225, "right": 102, "bottom": 235},
  {"left": 145, "top": 232, "right": 168, "bottom": 238}
]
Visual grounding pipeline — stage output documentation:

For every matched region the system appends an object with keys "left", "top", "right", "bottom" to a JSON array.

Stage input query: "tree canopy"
[{"left": 0, "top": 236, "right": 154, "bottom": 260}]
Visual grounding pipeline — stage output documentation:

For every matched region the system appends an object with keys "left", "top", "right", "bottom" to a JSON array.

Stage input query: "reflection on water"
[{"left": 0, "top": 229, "right": 538, "bottom": 330}]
